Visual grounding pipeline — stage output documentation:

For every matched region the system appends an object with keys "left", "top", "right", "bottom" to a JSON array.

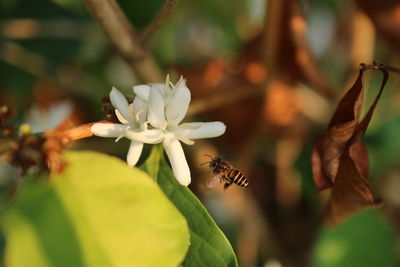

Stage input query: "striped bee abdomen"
[{"left": 227, "top": 168, "right": 249, "bottom": 187}]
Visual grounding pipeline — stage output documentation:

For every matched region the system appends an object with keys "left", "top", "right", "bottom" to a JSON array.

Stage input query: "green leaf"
[
  {"left": 312, "top": 210, "right": 397, "bottom": 267},
  {"left": 141, "top": 145, "right": 238, "bottom": 267},
  {"left": 1, "top": 151, "right": 189, "bottom": 267}
]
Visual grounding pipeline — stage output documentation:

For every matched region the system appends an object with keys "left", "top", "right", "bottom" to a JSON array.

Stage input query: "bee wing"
[{"left": 206, "top": 174, "right": 224, "bottom": 188}]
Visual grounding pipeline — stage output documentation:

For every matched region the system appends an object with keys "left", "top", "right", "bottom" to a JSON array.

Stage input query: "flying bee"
[{"left": 202, "top": 155, "right": 249, "bottom": 190}]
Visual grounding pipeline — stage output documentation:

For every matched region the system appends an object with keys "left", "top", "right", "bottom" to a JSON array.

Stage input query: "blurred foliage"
[
  {"left": 1, "top": 0, "right": 85, "bottom": 19},
  {"left": 312, "top": 210, "right": 396, "bottom": 267}
]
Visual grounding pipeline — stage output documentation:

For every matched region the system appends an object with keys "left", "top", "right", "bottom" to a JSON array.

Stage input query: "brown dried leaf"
[
  {"left": 311, "top": 139, "right": 333, "bottom": 193},
  {"left": 352, "top": 69, "right": 388, "bottom": 141},
  {"left": 325, "top": 143, "right": 382, "bottom": 226},
  {"left": 349, "top": 141, "right": 369, "bottom": 179},
  {"left": 312, "top": 66, "right": 389, "bottom": 225},
  {"left": 311, "top": 69, "right": 365, "bottom": 191},
  {"left": 328, "top": 70, "right": 365, "bottom": 128}
]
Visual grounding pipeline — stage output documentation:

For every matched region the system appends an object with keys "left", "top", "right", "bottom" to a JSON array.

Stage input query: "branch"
[
  {"left": 83, "top": 0, "right": 163, "bottom": 83},
  {"left": 45, "top": 121, "right": 110, "bottom": 145},
  {"left": 139, "top": 0, "right": 179, "bottom": 44}
]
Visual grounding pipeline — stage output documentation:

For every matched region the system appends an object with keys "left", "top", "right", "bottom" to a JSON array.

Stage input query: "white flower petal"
[
  {"left": 164, "top": 138, "right": 191, "bottom": 186},
  {"left": 148, "top": 88, "right": 166, "bottom": 128},
  {"left": 164, "top": 74, "right": 172, "bottom": 96},
  {"left": 110, "top": 87, "right": 129, "bottom": 120},
  {"left": 151, "top": 83, "right": 165, "bottom": 95},
  {"left": 132, "top": 97, "right": 148, "bottom": 123},
  {"left": 176, "top": 122, "right": 226, "bottom": 139},
  {"left": 91, "top": 123, "right": 128, "bottom": 137},
  {"left": 115, "top": 109, "right": 129, "bottom": 124},
  {"left": 126, "top": 140, "right": 144, "bottom": 166},
  {"left": 165, "top": 77, "right": 191, "bottom": 125},
  {"left": 133, "top": 84, "right": 151, "bottom": 101},
  {"left": 124, "top": 128, "right": 164, "bottom": 144},
  {"left": 127, "top": 104, "right": 136, "bottom": 123}
]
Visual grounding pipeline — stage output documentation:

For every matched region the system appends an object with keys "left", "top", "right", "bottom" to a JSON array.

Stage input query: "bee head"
[
  {"left": 209, "top": 157, "right": 221, "bottom": 168},
  {"left": 201, "top": 154, "right": 220, "bottom": 168}
]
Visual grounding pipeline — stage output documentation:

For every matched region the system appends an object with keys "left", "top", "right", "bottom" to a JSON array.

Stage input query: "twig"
[
  {"left": 360, "top": 61, "right": 400, "bottom": 73},
  {"left": 384, "top": 65, "right": 400, "bottom": 74},
  {"left": 83, "top": 0, "right": 163, "bottom": 83},
  {"left": 139, "top": 0, "right": 179, "bottom": 44},
  {"left": 42, "top": 121, "right": 111, "bottom": 173},
  {"left": 45, "top": 121, "right": 110, "bottom": 145}
]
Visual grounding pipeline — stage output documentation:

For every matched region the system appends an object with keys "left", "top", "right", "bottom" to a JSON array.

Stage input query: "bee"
[{"left": 202, "top": 154, "right": 249, "bottom": 190}]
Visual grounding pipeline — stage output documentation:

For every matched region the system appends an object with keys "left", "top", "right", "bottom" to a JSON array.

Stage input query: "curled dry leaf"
[
  {"left": 311, "top": 65, "right": 388, "bottom": 225},
  {"left": 326, "top": 142, "right": 383, "bottom": 226},
  {"left": 312, "top": 69, "right": 365, "bottom": 193}
]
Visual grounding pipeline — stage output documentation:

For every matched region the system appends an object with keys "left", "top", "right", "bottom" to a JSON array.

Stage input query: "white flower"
[
  {"left": 91, "top": 87, "right": 163, "bottom": 166},
  {"left": 134, "top": 76, "right": 226, "bottom": 186},
  {"left": 92, "top": 76, "right": 226, "bottom": 186},
  {"left": 26, "top": 101, "right": 73, "bottom": 133}
]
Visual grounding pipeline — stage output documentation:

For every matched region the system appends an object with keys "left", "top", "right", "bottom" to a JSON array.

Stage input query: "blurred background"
[{"left": 1, "top": 0, "right": 400, "bottom": 266}]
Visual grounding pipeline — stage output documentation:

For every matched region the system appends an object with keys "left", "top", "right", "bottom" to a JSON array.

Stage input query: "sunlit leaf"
[
  {"left": 1, "top": 151, "right": 190, "bottom": 267},
  {"left": 141, "top": 145, "right": 238, "bottom": 267}
]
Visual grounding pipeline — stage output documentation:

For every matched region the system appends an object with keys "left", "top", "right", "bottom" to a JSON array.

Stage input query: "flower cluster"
[{"left": 91, "top": 76, "right": 226, "bottom": 186}]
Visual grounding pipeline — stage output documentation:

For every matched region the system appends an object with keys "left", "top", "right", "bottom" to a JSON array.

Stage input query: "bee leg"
[{"left": 223, "top": 181, "right": 232, "bottom": 191}]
